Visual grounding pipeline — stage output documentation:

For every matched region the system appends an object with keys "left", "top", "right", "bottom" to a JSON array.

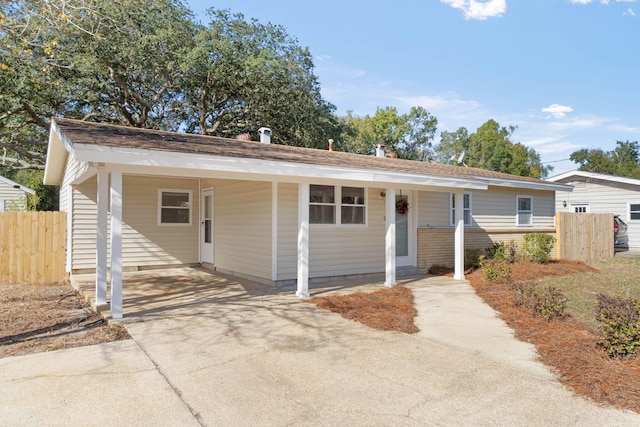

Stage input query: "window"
[
  {"left": 630, "top": 203, "right": 640, "bottom": 221},
  {"left": 517, "top": 195, "right": 533, "bottom": 226},
  {"left": 310, "top": 185, "right": 335, "bottom": 224},
  {"left": 450, "top": 192, "right": 472, "bottom": 226},
  {"left": 310, "top": 185, "right": 366, "bottom": 225},
  {"left": 341, "top": 186, "right": 365, "bottom": 224},
  {"left": 158, "top": 189, "right": 192, "bottom": 225}
]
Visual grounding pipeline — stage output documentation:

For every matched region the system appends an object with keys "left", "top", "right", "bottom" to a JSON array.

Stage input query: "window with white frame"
[
  {"left": 516, "top": 195, "right": 533, "bottom": 226},
  {"left": 158, "top": 189, "right": 192, "bottom": 225},
  {"left": 341, "top": 186, "right": 366, "bottom": 224},
  {"left": 450, "top": 192, "right": 472, "bottom": 226},
  {"left": 310, "top": 185, "right": 366, "bottom": 225},
  {"left": 630, "top": 203, "right": 640, "bottom": 221}
]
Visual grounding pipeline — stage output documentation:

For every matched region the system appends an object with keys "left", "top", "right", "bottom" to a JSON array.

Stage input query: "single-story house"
[
  {"left": 44, "top": 118, "right": 570, "bottom": 318},
  {"left": 0, "top": 175, "right": 35, "bottom": 211},
  {"left": 548, "top": 170, "right": 640, "bottom": 248}
]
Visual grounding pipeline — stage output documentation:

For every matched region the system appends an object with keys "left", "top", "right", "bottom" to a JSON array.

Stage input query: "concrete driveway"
[{"left": 2, "top": 268, "right": 639, "bottom": 425}]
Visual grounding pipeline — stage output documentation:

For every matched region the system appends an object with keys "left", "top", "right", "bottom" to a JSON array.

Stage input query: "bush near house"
[
  {"left": 511, "top": 281, "right": 567, "bottom": 321},
  {"left": 522, "top": 233, "right": 555, "bottom": 264},
  {"left": 595, "top": 293, "right": 640, "bottom": 358},
  {"left": 482, "top": 259, "right": 512, "bottom": 283}
]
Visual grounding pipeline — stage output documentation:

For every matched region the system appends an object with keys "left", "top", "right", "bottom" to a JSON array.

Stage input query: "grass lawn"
[{"left": 542, "top": 257, "right": 640, "bottom": 328}]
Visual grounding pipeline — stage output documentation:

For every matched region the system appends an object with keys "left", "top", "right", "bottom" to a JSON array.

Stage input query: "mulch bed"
[
  {"left": 0, "top": 283, "right": 129, "bottom": 358},
  {"left": 463, "top": 261, "right": 640, "bottom": 414},
  {"left": 310, "top": 285, "right": 418, "bottom": 334}
]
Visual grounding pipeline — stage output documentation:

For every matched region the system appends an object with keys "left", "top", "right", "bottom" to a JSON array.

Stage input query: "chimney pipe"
[
  {"left": 375, "top": 143, "right": 385, "bottom": 158},
  {"left": 258, "top": 127, "right": 271, "bottom": 144},
  {"left": 328, "top": 139, "right": 334, "bottom": 151}
]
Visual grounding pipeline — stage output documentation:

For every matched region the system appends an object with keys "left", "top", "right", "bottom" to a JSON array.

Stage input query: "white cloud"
[
  {"left": 570, "top": 0, "right": 592, "bottom": 4},
  {"left": 571, "top": 0, "right": 637, "bottom": 4},
  {"left": 440, "top": 0, "right": 506, "bottom": 20},
  {"left": 624, "top": 7, "right": 636, "bottom": 15},
  {"left": 541, "top": 104, "right": 574, "bottom": 119}
]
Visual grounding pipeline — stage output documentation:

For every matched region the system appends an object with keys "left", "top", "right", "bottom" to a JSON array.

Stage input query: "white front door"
[
  {"left": 201, "top": 188, "right": 214, "bottom": 265},
  {"left": 396, "top": 191, "right": 414, "bottom": 267}
]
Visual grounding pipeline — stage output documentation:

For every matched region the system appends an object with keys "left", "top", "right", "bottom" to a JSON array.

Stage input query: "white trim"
[
  {"left": 71, "top": 144, "right": 489, "bottom": 190},
  {"left": 450, "top": 191, "right": 472, "bottom": 227},
  {"left": 95, "top": 166, "right": 108, "bottom": 305},
  {"left": 200, "top": 187, "right": 215, "bottom": 265},
  {"left": 0, "top": 175, "right": 36, "bottom": 195},
  {"left": 629, "top": 202, "right": 640, "bottom": 222},
  {"left": 516, "top": 195, "right": 534, "bottom": 227},
  {"left": 548, "top": 170, "right": 640, "bottom": 188},
  {"left": 157, "top": 188, "right": 193, "bottom": 226},
  {"left": 478, "top": 176, "right": 571, "bottom": 192},
  {"left": 110, "top": 171, "right": 123, "bottom": 319},
  {"left": 296, "top": 183, "right": 310, "bottom": 298},
  {"left": 272, "top": 182, "right": 278, "bottom": 282},
  {"left": 66, "top": 185, "right": 73, "bottom": 274},
  {"left": 385, "top": 187, "right": 397, "bottom": 287},
  {"left": 453, "top": 191, "right": 465, "bottom": 280}
]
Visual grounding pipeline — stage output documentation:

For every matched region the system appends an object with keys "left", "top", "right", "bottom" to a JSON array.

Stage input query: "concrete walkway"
[{"left": 1, "top": 268, "right": 639, "bottom": 425}]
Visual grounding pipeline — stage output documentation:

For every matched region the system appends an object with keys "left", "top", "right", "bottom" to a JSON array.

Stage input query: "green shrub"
[
  {"left": 486, "top": 240, "right": 518, "bottom": 263},
  {"left": 465, "top": 248, "right": 485, "bottom": 270},
  {"left": 595, "top": 293, "right": 640, "bottom": 358},
  {"left": 512, "top": 281, "right": 567, "bottom": 321},
  {"left": 482, "top": 259, "right": 512, "bottom": 283},
  {"left": 522, "top": 233, "right": 556, "bottom": 264}
]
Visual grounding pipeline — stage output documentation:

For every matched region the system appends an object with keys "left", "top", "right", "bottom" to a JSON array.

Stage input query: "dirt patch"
[
  {"left": 0, "top": 283, "right": 130, "bottom": 358},
  {"left": 310, "top": 285, "right": 418, "bottom": 334},
  {"left": 462, "top": 261, "right": 640, "bottom": 414}
]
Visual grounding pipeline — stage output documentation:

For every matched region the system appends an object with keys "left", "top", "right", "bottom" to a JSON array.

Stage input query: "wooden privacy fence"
[
  {"left": 0, "top": 211, "right": 66, "bottom": 284},
  {"left": 556, "top": 212, "right": 613, "bottom": 264}
]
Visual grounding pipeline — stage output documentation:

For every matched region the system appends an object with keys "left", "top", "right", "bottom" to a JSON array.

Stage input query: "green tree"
[
  {"left": 570, "top": 140, "right": 640, "bottom": 179},
  {"left": 0, "top": 1, "right": 339, "bottom": 171},
  {"left": 338, "top": 106, "right": 437, "bottom": 159},
  {"left": 435, "top": 119, "right": 552, "bottom": 178}
]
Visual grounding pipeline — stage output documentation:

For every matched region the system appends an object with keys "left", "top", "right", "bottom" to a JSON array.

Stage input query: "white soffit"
[{"left": 72, "top": 144, "right": 490, "bottom": 190}]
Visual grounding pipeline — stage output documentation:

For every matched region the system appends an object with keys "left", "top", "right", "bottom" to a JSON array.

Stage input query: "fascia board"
[
  {"left": 74, "top": 144, "right": 488, "bottom": 190},
  {"left": 547, "top": 170, "right": 640, "bottom": 188},
  {"left": 477, "top": 177, "right": 573, "bottom": 192},
  {"left": 43, "top": 121, "right": 70, "bottom": 185}
]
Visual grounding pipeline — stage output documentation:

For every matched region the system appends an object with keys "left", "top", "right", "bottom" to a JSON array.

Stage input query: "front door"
[
  {"left": 201, "top": 188, "right": 214, "bottom": 265},
  {"left": 396, "top": 191, "right": 413, "bottom": 267}
]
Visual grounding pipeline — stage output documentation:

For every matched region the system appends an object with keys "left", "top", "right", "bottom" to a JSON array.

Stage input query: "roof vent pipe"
[
  {"left": 258, "top": 127, "right": 271, "bottom": 144},
  {"left": 375, "top": 143, "right": 385, "bottom": 158},
  {"left": 328, "top": 139, "right": 334, "bottom": 151}
]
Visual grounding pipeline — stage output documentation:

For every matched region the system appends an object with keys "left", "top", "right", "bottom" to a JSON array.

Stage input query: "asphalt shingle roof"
[{"left": 53, "top": 117, "right": 548, "bottom": 185}]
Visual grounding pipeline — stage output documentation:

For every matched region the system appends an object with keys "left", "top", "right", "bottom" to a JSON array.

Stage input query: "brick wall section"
[{"left": 417, "top": 227, "right": 556, "bottom": 272}]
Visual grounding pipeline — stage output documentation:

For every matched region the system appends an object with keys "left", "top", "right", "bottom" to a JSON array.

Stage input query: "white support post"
[
  {"left": 454, "top": 190, "right": 465, "bottom": 281},
  {"left": 95, "top": 166, "right": 108, "bottom": 305},
  {"left": 110, "top": 171, "right": 123, "bottom": 319},
  {"left": 385, "top": 188, "right": 397, "bottom": 287},
  {"left": 271, "top": 181, "right": 278, "bottom": 282},
  {"left": 296, "top": 182, "right": 310, "bottom": 298}
]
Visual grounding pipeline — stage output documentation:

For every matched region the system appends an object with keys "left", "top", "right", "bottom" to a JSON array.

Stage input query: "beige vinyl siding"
[
  {"left": 417, "top": 190, "right": 450, "bottom": 227},
  {"left": 555, "top": 177, "right": 640, "bottom": 247},
  {"left": 212, "top": 180, "right": 272, "bottom": 280},
  {"left": 308, "top": 187, "right": 385, "bottom": 278},
  {"left": 277, "top": 183, "right": 298, "bottom": 280},
  {"left": 70, "top": 176, "right": 199, "bottom": 271},
  {"left": 472, "top": 187, "right": 555, "bottom": 229},
  {"left": 0, "top": 181, "right": 28, "bottom": 211},
  {"left": 418, "top": 187, "right": 555, "bottom": 229}
]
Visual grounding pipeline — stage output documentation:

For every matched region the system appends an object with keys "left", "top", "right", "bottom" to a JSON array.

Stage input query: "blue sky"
[{"left": 186, "top": 0, "right": 639, "bottom": 175}]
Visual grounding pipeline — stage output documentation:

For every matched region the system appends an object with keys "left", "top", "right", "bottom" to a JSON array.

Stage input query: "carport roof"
[{"left": 45, "top": 117, "right": 569, "bottom": 192}]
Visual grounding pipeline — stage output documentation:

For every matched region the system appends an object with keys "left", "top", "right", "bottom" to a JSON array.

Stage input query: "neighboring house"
[
  {"left": 548, "top": 170, "right": 640, "bottom": 248},
  {"left": 0, "top": 175, "right": 35, "bottom": 211},
  {"left": 44, "top": 118, "right": 569, "bottom": 318}
]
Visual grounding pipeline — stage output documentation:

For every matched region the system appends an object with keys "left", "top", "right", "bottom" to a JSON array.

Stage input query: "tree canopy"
[
  {"left": 569, "top": 140, "right": 640, "bottom": 179},
  {"left": 435, "top": 119, "right": 553, "bottom": 179},
  {"left": 0, "top": 0, "right": 340, "bottom": 170},
  {"left": 338, "top": 106, "right": 438, "bottom": 160}
]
